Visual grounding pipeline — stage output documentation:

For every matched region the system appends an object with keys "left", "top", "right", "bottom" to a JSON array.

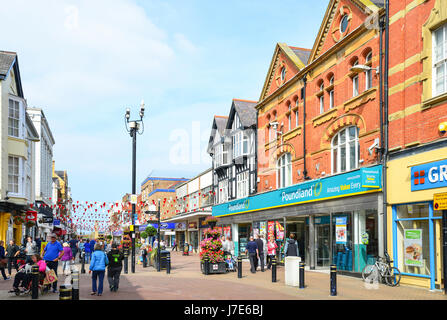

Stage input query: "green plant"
[
  {"left": 140, "top": 231, "right": 148, "bottom": 239},
  {"left": 106, "top": 235, "right": 112, "bottom": 241},
  {"left": 146, "top": 225, "right": 157, "bottom": 237}
]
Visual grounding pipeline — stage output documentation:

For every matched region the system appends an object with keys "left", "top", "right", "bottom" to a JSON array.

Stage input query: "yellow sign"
[
  {"left": 130, "top": 194, "right": 137, "bottom": 204},
  {"left": 130, "top": 225, "right": 134, "bottom": 231},
  {"left": 434, "top": 192, "right": 447, "bottom": 211}
]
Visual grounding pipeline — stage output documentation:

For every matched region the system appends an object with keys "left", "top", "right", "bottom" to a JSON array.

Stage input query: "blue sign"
[
  {"left": 53, "top": 219, "right": 60, "bottom": 226},
  {"left": 149, "top": 223, "right": 176, "bottom": 229},
  {"left": 213, "top": 166, "right": 382, "bottom": 217},
  {"left": 411, "top": 159, "right": 447, "bottom": 191}
]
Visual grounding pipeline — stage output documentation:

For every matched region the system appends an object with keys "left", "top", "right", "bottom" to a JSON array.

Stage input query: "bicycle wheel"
[
  {"left": 385, "top": 267, "right": 401, "bottom": 287},
  {"left": 362, "top": 264, "right": 378, "bottom": 283}
]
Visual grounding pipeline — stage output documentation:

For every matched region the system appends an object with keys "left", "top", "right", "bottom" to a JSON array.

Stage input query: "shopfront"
[
  {"left": 213, "top": 165, "right": 383, "bottom": 274},
  {"left": 187, "top": 221, "right": 199, "bottom": 252},
  {"left": 388, "top": 147, "right": 447, "bottom": 290}
]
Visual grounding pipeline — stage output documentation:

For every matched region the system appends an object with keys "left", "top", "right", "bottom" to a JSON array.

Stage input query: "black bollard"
[
  {"left": 272, "top": 256, "right": 277, "bottom": 283},
  {"left": 237, "top": 255, "right": 242, "bottom": 279},
  {"left": 299, "top": 262, "right": 305, "bottom": 289},
  {"left": 71, "top": 269, "right": 79, "bottom": 300},
  {"left": 166, "top": 252, "right": 171, "bottom": 274},
  {"left": 204, "top": 256, "right": 209, "bottom": 275},
  {"left": 330, "top": 264, "right": 337, "bottom": 296},
  {"left": 81, "top": 251, "right": 85, "bottom": 274},
  {"left": 59, "top": 285, "right": 72, "bottom": 300},
  {"left": 124, "top": 249, "right": 129, "bottom": 274},
  {"left": 31, "top": 264, "right": 39, "bottom": 299}
]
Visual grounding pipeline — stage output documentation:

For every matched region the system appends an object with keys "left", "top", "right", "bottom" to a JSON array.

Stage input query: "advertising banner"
[
  {"left": 275, "top": 222, "right": 284, "bottom": 240},
  {"left": 212, "top": 165, "right": 382, "bottom": 217},
  {"left": 260, "top": 222, "right": 266, "bottom": 236},
  {"left": 335, "top": 217, "right": 347, "bottom": 244},
  {"left": 404, "top": 229, "right": 423, "bottom": 267},
  {"left": 268, "top": 221, "right": 275, "bottom": 241},
  {"left": 223, "top": 226, "right": 231, "bottom": 239}
]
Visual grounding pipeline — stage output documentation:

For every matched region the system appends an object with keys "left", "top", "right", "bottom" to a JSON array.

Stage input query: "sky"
[{"left": 1, "top": 0, "right": 328, "bottom": 203}]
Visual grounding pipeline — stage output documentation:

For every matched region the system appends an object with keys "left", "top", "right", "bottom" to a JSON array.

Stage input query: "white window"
[
  {"left": 365, "top": 52, "right": 373, "bottom": 90},
  {"left": 218, "top": 180, "right": 228, "bottom": 204},
  {"left": 236, "top": 171, "right": 249, "bottom": 199},
  {"left": 8, "top": 156, "right": 21, "bottom": 195},
  {"left": 433, "top": 24, "right": 447, "bottom": 96},
  {"left": 277, "top": 153, "right": 292, "bottom": 188},
  {"left": 352, "top": 75, "right": 359, "bottom": 97},
  {"left": 319, "top": 95, "right": 324, "bottom": 114},
  {"left": 288, "top": 105, "right": 291, "bottom": 130},
  {"left": 233, "top": 131, "right": 248, "bottom": 158},
  {"left": 295, "top": 109, "right": 299, "bottom": 127},
  {"left": 329, "top": 90, "right": 334, "bottom": 109},
  {"left": 331, "top": 126, "right": 360, "bottom": 174},
  {"left": 8, "top": 99, "right": 20, "bottom": 138}
]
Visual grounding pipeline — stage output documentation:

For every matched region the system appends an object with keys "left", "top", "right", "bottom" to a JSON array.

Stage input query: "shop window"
[
  {"left": 353, "top": 210, "right": 378, "bottom": 272},
  {"left": 433, "top": 23, "right": 447, "bottom": 96},
  {"left": 331, "top": 126, "right": 359, "bottom": 174},
  {"left": 397, "top": 203, "right": 429, "bottom": 219},
  {"left": 277, "top": 153, "right": 292, "bottom": 188}
]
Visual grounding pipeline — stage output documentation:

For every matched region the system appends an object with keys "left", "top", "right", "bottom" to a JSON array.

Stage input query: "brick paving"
[{"left": 0, "top": 251, "right": 446, "bottom": 300}]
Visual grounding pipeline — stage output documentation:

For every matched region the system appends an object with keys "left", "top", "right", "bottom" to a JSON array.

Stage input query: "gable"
[
  {"left": 259, "top": 43, "right": 309, "bottom": 101},
  {"left": 9, "top": 69, "right": 18, "bottom": 96},
  {"left": 308, "top": 0, "right": 383, "bottom": 63}
]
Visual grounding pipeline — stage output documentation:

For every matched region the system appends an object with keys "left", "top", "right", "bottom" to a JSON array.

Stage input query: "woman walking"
[
  {"left": 89, "top": 243, "right": 109, "bottom": 296},
  {"left": 267, "top": 237, "right": 278, "bottom": 270},
  {"left": 61, "top": 242, "right": 73, "bottom": 275},
  {"left": 0, "top": 240, "right": 10, "bottom": 280}
]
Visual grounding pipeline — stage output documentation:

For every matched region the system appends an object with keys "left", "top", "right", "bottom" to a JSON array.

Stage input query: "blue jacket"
[{"left": 89, "top": 250, "right": 109, "bottom": 271}]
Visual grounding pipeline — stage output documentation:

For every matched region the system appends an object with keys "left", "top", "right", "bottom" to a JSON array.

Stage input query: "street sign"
[
  {"left": 434, "top": 192, "right": 447, "bottom": 211},
  {"left": 42, "top": 217, "right": 53, "bottom": 224},
  {"left": 130, "top": 194, "right": 138, "bottom": 204}
]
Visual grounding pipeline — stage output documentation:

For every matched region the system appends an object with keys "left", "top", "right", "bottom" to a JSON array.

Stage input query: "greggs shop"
[
  {"left": 213, "top": 165, "right": 383, "bottom": 275},
  {"left": 387, "top": 145, "right": 447, "bottom": 291}
]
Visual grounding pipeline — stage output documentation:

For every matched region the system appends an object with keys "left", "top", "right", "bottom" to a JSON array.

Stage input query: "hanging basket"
[{"left": 13, "top": 216, "right": 25, "bottom": 225}]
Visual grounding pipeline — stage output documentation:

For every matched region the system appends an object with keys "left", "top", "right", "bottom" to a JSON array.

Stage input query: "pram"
[{"left": 224, "top": 252, "right": 237, "bottom": 272}]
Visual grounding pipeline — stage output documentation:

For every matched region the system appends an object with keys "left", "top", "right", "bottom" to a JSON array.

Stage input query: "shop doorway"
[
  {"left": 286, "top": 217, "right": 306, "bottom": 262},
  {"left": 316, "top": 224, "right": 330, "bottom": 268}
]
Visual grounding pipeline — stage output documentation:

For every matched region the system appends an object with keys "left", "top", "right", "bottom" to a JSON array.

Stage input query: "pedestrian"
[
  {"left": 283, "top": 233, "right": 299, "bottom": 257},
  {"left": 5, "top": 240, "right": 20, "bottom": 276},
  {"left": 25, "top": 236, "right": 37, "bottom": 264},
  {"left": 84, "top": 240, "right": 91, "bottom": 264},
  {"left": 35, "top": 237, "right": 42, "bottom": 257},
  {"left": 9, "top": 254, "right": 46, "bottom": 294},
  {"left": 260, "top": 234, "right": 267, "bottom": 266},
  {"left": 89, "top": 238, "right": 96, "bottom": 253},
  {"left": 267, "top": 237, "right": 278, "bottom": 269},
  {"left": 107, "top": 243, "right": 124, "bottom": 292},
  {"left": 153, "top": 238, "right": 158, "bottom": 250},
  {"left": 42, "top": 234, "right": 64, "bottom": 293},
  {"left": 89, "top": 243, "right": 109, "bottom": 296},
  {"left": 61, "top": 242, "right": 73, "bottom": 276},
  {"left": 69, "top": 237, "right": 78, "bottom": 262},
  {"left": 140, "top": 239, "right": 148, "bottom": 267},
  {"left": 0, "top": 240, "right": 10, "bottom": 280},
  {"left": 254, "top": 234, "right": 265, "bottom": 272},
  {"left": 222, "top": 236, "right": 234, "bottom": 256},
  {"left": 171, "top": 239, "right": 177, "bottom": 252},
  {"left": 106, "top": 240, "right": 113, "bottom": 254},
  {"left": 160, "top": 239, "right": 165, "bottom": 250},
  {"left": 245, "top": 236, "right": 259, "bottom": 274}
]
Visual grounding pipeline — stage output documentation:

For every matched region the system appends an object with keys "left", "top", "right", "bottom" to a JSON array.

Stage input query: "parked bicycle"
[{"left": 362, "top": 252, "right": 401, "bottom": 286}]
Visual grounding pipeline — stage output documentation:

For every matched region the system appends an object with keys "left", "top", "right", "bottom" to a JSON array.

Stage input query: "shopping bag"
[{"left": 43, "top": 269, "right": 58, "bottom": 285}]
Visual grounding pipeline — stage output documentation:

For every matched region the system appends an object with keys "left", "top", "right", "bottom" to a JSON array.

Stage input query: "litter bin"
[
  {"left": 182, "top": 243, "right": 189, "bottom": 256},
  {"left": 159, "top": 250, "right": 169, "bottom": 270},
  {"left": 284, "top": 256, "right": 301, "bottom": 287}
]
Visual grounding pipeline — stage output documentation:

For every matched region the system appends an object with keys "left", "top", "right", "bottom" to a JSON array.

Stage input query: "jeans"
[
  {"left": 71, "top": 248, "right": 78, "bottom": 262},
  {"left": 256, "top": 252, "right": 265, "bottom": 271},
  {"left": 1, "top": 266, "right": 7, "bottom": 280},
  {"left": 142, "top": 254, "right": 147, "bottom": 267},
  {"left": 107, "top": 267, "right": 122, "bottom": 290},
  {"left": 84, "top": 252, "right": 91, "bottom": 264},
  {"left": 13, "top": 272, "right": 31, "bottom": 288},
  {"left": 45, "top": 260, "right": 58, "bottom": 291},
  {"left": 267, "top": 254, "right": 275, "bottom": 269},
  {"left": 25, "top": 255, "right": 33, "bottom": 264},
  {"left": 249, "top": 253, "right": 257, "bottom": 273},
  {"left": 92, "top": 270, "right": 105, "bottom": 294},
  {"left": 61, "top": 260, "right": 71, "bottom": 274},
  {"left": 7, "top": 257, "right": 18, "bottom": 275}
]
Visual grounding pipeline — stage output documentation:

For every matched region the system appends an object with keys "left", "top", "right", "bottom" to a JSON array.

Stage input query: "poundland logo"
[
  {"left": 411, "top": 159, "right": 447, "bottom": 191},
  {"left": 228, "top": 199, "right": 249, "bottom": 212}
]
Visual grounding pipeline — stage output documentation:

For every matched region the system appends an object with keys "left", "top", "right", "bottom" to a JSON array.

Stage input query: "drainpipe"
[
  {"left": 302, "top": 75, "right": 309, "bottom": 180},
  {"left": 382, "top": 0, "right": 390, "bottom": 256}
]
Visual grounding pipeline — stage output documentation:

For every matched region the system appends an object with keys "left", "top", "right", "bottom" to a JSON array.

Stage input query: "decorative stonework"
[
  {"left": 274, "top": 143, "right": 296, "bottom": 160},
  {"left": 343, "top": 87, "right": 377, "bottom": 112},
  {"left": 283, "top": 126, "right": 302, "bottom": 142},
  {"left": 312, "top": 108, "right": 338, "bottom": 128},
  {"left": 323, "top": 114, "right": 364, "bottom": 142},
  {"left": 331, "top": 5, "right": 353, "bottom": 43}
]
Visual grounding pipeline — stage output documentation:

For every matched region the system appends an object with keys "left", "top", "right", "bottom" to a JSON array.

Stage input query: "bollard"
[
  {"left": 157, "top": 248, "right": 161, "bottom": 272},
  {"left": 166, "top": 252, "right": 171, "bottom": 274},
  {"left": 71, "top": 269, "right": 79, "bottom": 300},
  {"left": 237, "top": 255, "right": 242, "bottom": 279},
  {"left": 204, "top": 255, "right": 209, "bottom": 275},
  {"left": 330, "top": 264, "right": 337, "bottom": 296},
  {"left": 81, "top": 251, "right": 85, "bottom": 274},
  {"left": 272, "top": 256, "right": 277, "bottom": 283},
  {"left": 299, "top": 262, "right": 305, "bottom": 289},
  {"left": 31, "top": 264, "right": 39, "bottom": 299},
  {"left": 59, "top": 285, "right": 72, "bottom": 300},
  {"left": 124, "top": 249, "right": 129, "bottom": 274}
]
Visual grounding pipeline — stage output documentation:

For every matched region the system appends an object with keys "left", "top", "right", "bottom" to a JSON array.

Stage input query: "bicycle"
[{"left": 361, "top": 252, "right": 401, "bottom": 286}]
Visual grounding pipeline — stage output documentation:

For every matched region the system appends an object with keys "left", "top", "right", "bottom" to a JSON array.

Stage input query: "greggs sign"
[{"left": 411, "top": 159, "right": 447, "bottom": 191}]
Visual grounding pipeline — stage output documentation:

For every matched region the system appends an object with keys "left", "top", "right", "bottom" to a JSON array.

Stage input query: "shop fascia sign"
[
  {"left": 411, "top": 159, "right": 447, "bottom": 191},
  {"left": 213, "top": 165, "right": 382, "bottom": 217}
]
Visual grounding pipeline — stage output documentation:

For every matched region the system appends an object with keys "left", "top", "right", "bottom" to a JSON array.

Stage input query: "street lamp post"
[
  {"left": 157, "top": 200, "right": 161, "bottom": 272},
  {"left": 124, "top": 100, "right": 145, "bottom": 274}
]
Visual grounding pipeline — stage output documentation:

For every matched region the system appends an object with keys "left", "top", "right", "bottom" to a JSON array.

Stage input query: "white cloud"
[{"left": 174, "top": 33, "right": 198, "bottom": 54}]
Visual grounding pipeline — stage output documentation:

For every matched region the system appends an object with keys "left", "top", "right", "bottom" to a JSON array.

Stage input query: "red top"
[{"left": 267, "top": 242, "right": 278, "bottom": 255}]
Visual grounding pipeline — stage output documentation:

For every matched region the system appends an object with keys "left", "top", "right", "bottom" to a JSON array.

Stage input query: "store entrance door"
[{"left": 316, "top": 224, "right": 330, "bottom": 268}]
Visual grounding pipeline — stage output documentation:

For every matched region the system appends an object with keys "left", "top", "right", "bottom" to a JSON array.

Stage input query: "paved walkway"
[{"left": 0, "top": 252, "right": 445, "bottom": 300}]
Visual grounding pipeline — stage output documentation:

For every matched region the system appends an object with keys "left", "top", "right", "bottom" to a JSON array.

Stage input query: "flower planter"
[{"left": 201, "top": 261, "right": 226, "bottom": 274}]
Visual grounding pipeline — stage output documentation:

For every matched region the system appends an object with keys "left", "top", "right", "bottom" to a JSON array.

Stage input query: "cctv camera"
[
  {"left": 270, "top": 121, "right": 279, "bottom": 128},
  {"left": 368, "top": 138, "right": 380, "bottom": 155}
]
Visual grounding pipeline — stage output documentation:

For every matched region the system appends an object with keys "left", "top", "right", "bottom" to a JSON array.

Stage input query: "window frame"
[
  {"left": 8, "top": 98, "right": 22, "bottom": 138},
  {"left": 331, "top": 126, "right": 360, "bottom": 174},
  {"left": 277, "top": 153, "right": 292, "bottom": 189},
  {"left": 8, "top": 156, "right": 23, "bottom": 196},
  {"left": 365, "top": 52, "right": 373, "bottom": 90},
  {"left": 432, "top": 24, "right": 447, "bottom": 97}
]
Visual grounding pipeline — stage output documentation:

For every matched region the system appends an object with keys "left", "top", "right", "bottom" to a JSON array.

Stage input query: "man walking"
[
  {"left": 245, "top": 236, "right": 259, "bottom": 274},
  {"left": 107, "top": 243, "right": 124, "bottom": 292},
  {"left": 25, "top": 236, "right": 37, "bottom": 264},
  {"left": 255, "top": 234, "right": 265, "bottom": 272},
  {"left": 5, "top": 240, "right": 19, "bottom": 276},
  {"left": 69, "top": 237, "right": 79, "bottom": 262},
  {"left": 43, "top": 234, "right": 64, "bottom": 293}
]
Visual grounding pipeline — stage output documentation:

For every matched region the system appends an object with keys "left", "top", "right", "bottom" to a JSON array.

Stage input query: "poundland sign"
[
  {"left": 212, "top": 165, "right": 381, "bottom": 217},
  {"left": 411, "top": 159, "right": 447, "bottom": 191}
]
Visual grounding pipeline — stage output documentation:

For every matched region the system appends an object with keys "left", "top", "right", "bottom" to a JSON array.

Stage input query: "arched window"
[
  {"left": 365, "top": 52, "right": 373, "bottom": 90},
  {"left": 352, "top": 59, "right": 359, "bottom": 97},
  {"left": 281, "top": 67, "right": 286, "bottom": 81},
  {"left": 277, "top": 153, "right": 292, "bottom": 188},
  {"left": 331, "top": 126, "right": 360, "bottom": 174}
]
